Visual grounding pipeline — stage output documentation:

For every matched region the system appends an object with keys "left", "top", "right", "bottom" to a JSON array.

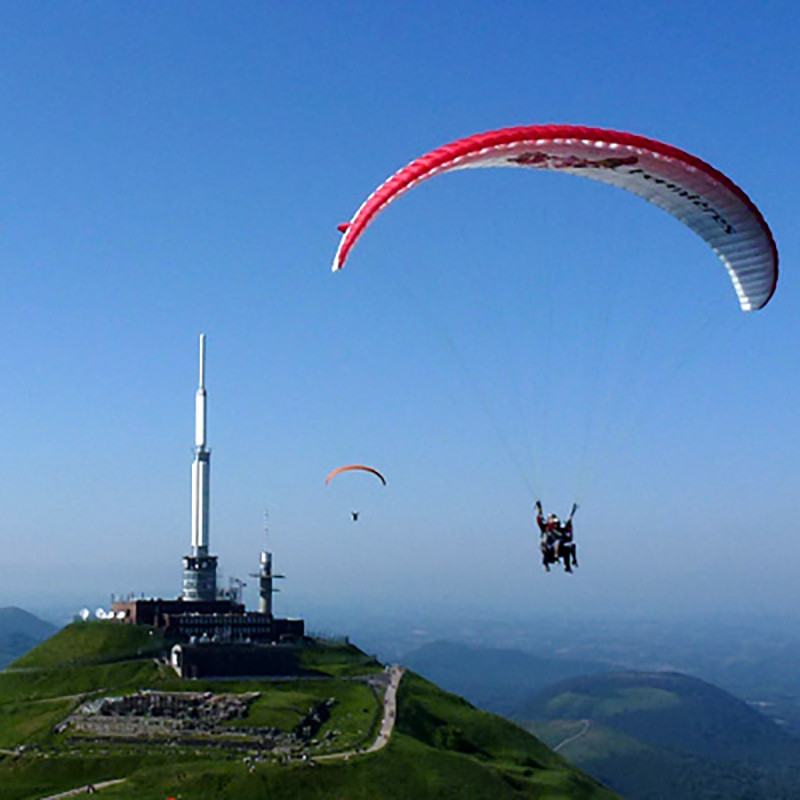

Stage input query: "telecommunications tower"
[
  {"left": 182, "top": 334, "right": 218, "bottom": 601},
  {"left": 251, "top": 512, "right": 284, "bottom": 617}
]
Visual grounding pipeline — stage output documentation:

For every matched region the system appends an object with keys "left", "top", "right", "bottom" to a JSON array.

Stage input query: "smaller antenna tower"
[{"left": 250, "top": 511, "right": 284, "bottom": 617}]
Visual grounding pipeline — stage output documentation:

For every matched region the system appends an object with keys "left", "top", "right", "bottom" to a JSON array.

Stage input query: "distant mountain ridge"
[
  {"left": 521, "top": 670, "right": 798, "bottom": 763},
  {"left": 402, "top": 640, "right": 615, "bottom": 716},
  {"left": 521, "top": 670, "right": 800, "bottom": 800},
  {"left": 0, "top": 606, "right": 57, "bottom": 668}
]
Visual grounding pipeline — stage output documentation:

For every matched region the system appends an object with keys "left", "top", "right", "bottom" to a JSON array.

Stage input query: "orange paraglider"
[{"left": 325, "top": 465, "right": 387, "bottom": 486}]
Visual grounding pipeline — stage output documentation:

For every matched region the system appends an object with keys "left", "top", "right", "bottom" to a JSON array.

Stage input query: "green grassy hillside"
[
  {"left": 0, "top": 621, "right": 621, "bottom": 800},
  {"left": 11, "top": 619, "right": 166, "bottom": 668}
]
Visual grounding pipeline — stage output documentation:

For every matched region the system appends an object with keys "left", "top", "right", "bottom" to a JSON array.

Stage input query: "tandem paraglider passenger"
[{"left": 535, "top": 500, "right": 578, "bottom": 573}]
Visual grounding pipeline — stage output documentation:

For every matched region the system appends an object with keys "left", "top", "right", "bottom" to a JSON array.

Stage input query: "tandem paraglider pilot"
[{"left": 535, "top": 500, "right": 578, "bottom": 573}]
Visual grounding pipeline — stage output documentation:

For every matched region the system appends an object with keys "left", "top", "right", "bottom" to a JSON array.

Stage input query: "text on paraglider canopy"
[
  {"left": 625, "top": 168, "right": 735, "bottom": 234},
  {"left": 506, "top": 150, "right": 735, "bottom": 235}
]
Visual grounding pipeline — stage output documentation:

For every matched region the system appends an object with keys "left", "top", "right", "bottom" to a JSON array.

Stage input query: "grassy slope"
[
  {"left": 11, "top": 621, "right": 166, "bottom": 668},
  {"left": 393, "top": 672, "right": 618, "bottom": 800},
  {"left": 298, "top": 638, "right": 384, "bottom": 677},
  {"left": 95, "top": 735, "right": 612, "bottom": 800},
  {"left": 76, "top": 675, "right": 620, "bottom": 800},
  {"left": 0, "top": 623, "right": 621, "bottom": 800}
]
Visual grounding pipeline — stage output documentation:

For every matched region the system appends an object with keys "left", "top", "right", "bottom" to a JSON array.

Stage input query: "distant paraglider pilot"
[
  {"left": 535, "top": 500, "right": 578, "bottom": 573},
  {"left": 325, "top": 465, "right": 386, "bottom": 523}
]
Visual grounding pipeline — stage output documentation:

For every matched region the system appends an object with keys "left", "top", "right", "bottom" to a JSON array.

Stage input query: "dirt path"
[
  {"left": 363, "top": 664, "right": 404, "bottom": 753},
  {"left": 317, "top": 664, "right": 405, "bottom": 761},
  {"left": 553, "top": 719, "right": 591, "bottom": 752}
]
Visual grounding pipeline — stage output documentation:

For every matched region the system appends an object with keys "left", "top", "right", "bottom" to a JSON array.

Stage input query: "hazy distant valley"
[
  {"left": 381, "top": 614, "right": 800, "bottom": 800},
  {"left": 344, "top": 610, "right": 800, "bottom": 734}
]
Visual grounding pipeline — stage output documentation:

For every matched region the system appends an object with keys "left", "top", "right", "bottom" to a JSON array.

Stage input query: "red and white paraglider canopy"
[{"left": 333, "top": 125, "right": 778, "bottom": 311}]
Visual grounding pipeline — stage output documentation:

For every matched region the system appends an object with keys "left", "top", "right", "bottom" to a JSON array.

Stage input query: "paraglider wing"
[
  {"left": 325, "top": 464, "right": 387, "bottom": 486},
  {"left": 332, "top": 125, "right": 778, "bottom": 311}
]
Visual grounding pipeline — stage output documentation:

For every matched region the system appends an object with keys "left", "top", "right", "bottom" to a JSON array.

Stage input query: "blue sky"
[{"left": 0, "top": 2, "right": 797, "bottom": 625}]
